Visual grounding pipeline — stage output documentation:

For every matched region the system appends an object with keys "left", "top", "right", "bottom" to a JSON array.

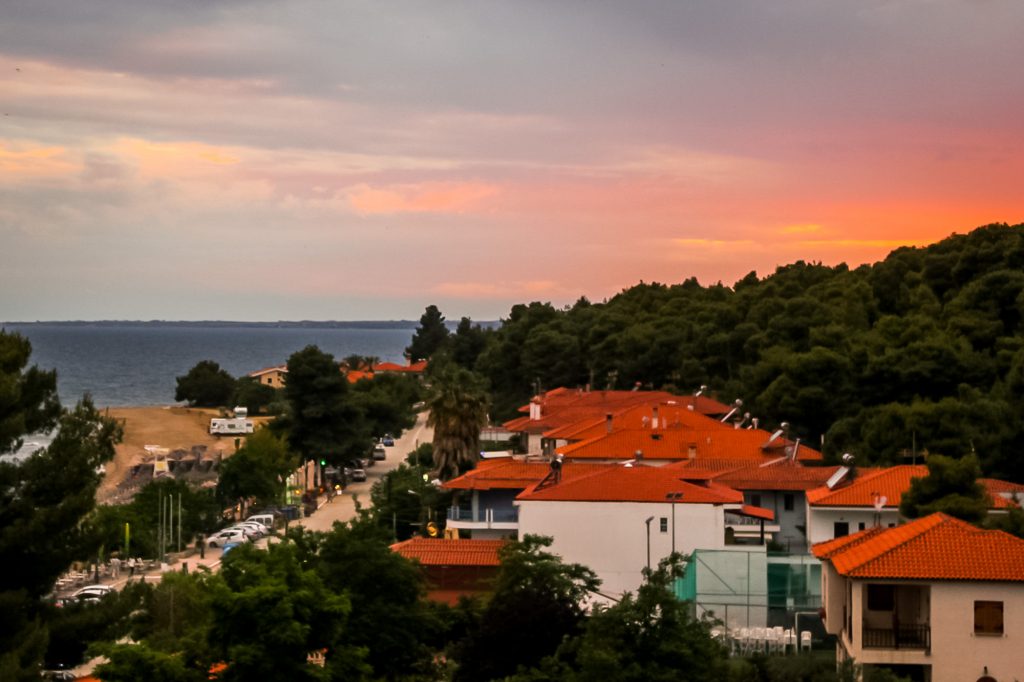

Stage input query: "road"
[{"left": 297, "top": 411, "right": 433, "bottom": 532}]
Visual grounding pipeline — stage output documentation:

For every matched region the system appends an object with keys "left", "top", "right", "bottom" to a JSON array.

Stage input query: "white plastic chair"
[{"left": 800, "top": 630, "right": 812, "bottom": 651}]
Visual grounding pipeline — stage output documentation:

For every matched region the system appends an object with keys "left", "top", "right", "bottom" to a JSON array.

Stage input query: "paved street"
[{"left": 297, "top": 411, "right": 433, "bottom": 532}]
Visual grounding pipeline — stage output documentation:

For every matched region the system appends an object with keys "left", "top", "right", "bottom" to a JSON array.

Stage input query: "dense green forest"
[{"left": 439, "top": 224, "right": 1024, "bottom": 481}]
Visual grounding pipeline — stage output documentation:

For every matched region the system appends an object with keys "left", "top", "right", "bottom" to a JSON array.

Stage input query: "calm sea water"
[{"left": 1, "top": 323, "right": 416, "bottom": 408}]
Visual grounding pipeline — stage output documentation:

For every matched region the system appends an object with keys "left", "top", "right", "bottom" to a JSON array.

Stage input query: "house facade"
[
  {"left": 248, "top": 365, "right": 287, "bottom": 389},
  {"left": 515, "top": 464, "right": 773, "bottom": 598},
  {"left": 814, "top": 513, "right": 1024, "bottom": 682}
]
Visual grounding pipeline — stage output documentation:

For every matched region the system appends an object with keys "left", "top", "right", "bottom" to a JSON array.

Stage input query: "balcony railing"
[
  {"left": 447, "top": 506, "right": 518, "bottom": 524},
  {"left": 862, "top": 625, "right": 930, "bottom": 651}
]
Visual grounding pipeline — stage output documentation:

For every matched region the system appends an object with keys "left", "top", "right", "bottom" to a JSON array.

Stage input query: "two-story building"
[
  {"left": 443, "top": 458, "right": 608, "bottom": 539},
  {"left": 672, "top": 460, "right": 840, "bottom": 553},
  {"left": 515, "top": 463, "right": 774, "bottom": 598},
  {"left": 813, "top": 513, "right": 1024, "bottom": 682}
]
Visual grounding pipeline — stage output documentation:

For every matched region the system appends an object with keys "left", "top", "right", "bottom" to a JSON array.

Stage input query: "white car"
[
  {"left": 228, "top": 522, "right": 268, "bottom": 539},
  {"left": 72, "top": 584, "right": 114, "bottom": 603},
  {"left": 207, "top": 529, "right": 251, "bottom": 548}
]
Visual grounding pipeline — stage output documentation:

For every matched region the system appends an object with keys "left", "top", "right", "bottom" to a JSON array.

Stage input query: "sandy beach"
[{"left": 98, "top": 406, "right": 270, "bottom": 503}]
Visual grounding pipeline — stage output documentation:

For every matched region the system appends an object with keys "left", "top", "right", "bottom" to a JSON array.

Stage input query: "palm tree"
[{"left": 426, "top": 366, "right": 489, "bottom": 480}]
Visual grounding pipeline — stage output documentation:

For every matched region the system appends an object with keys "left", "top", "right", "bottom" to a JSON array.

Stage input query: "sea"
[{"left": 1, "top": 322, "right": 418, "bottom": 408}]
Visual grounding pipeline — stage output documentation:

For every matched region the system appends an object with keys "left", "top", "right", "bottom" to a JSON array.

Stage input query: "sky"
[{"left": 1, "top": 0, "right": 1022, "bottom": 322}]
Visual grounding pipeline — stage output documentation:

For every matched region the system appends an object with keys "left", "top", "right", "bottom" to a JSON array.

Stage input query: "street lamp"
[
  {"left": 644, "top": 516, "right": 654, "bottom": 571},
  {"left": 665, "top": 492, "right": 683, "bottom": 554}
]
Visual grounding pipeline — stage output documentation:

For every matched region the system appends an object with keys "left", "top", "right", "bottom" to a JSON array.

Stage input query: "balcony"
[
  {"left": 862, "top": 624, "right": 930, "bottom": 651},
  {"left": 447, "top": 505, "right": 519, "bottom": 529}
]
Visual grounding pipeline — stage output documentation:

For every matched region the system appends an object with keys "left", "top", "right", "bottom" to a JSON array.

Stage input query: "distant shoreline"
[
  {"left": 1, "top": 320, "right": 420, "bottom": 329},
  {"left": 1, "top": 319, "right": 499, "bottom": 330}
]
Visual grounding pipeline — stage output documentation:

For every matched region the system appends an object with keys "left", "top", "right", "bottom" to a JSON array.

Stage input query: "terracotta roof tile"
[
  {"left": 390, "top": 538, "right": 505, "bottom": 566},
  {"left": 558, "top": 428, "right": 823, "bottom": 463},
  {"left": 504, "top": 389, "right": 702, "bottom": 432},
  {"left": 670, "top": 461, "right": 840, "bottom": 491},
  {"left": 807, "top": 466, "right": 1017, "bottom": 509},
  {"left": 544, "top": 402, "right": 732, "bottom": 440},
  {"left": 516, "top": 465, "right": 744, "bottom": 504},
  {"left": 442, "top": 459, "right": 607, "bottom": 490},
  {"left": 813, "top": 513, "right": 1024, "bottom": 582}
]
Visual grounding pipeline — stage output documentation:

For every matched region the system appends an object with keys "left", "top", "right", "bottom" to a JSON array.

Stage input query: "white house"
[
  {"left": 806, "top": 465, "right": 1022, "bottom": 547},
  {"left": 814, "top": 513, "right": 1024, "bottom": 682},
  {"left": 515, "top": 464, "right": 773, "bottom": 598}
]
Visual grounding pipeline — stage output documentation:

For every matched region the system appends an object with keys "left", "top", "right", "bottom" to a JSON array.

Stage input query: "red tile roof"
[
  {"left": 516, "top": 464, "right": 745, "bottom": 505},
  {"left": 813, "top": 513, "right": 1024, "bottom": 582},
  {"left": 443, "top": 459, "right": 609, "bottom": 491},
  {"left": 504, "top": 389, "right": 696, "bottom": 433},
  {"left": 807, "top": 466, "right": 1017, "bottom": 510},
  {"left": 557, "top": 427, "right": 823, "bottom": 463},
  {"left": 390, "top": 538, "right": 505, "bottom": 567},
  {"left": 345, "top": 369, "right": 374, "bottom": 383},
  {"left": 544, "top": 401, "right": 731, "bottom": 441},
  {"left": 671, "top": 460, "right": 840, "bottom": 491},
  {"left": 739, "top": 504, "right": 776, "bottom": 521},
  {"left": 371, "top": 360, "right": 428, "bottom": 373}
]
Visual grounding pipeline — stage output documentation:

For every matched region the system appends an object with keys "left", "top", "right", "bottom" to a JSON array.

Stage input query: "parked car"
[
  {"left": 208, "top": 529, "right": 250, "bottom": 548},
  {"left": 372, "top": 445, "right": 386, "bottom": 461},
  {"left": 221, "top": 542, "right": 243, "bottom": 556},
  {"left": 245, "top": 514, "right": 276, "bottom": 529},
  {"left": 382, "top": 434, "right": 395, "bottom": 447},
  {"left": 356, "top": 456, "right": 374, "bottom": 468},
  {"left": 72, "top": 584, "right": 114, "bottom": 604},
  {"left": 345, "top": 465, "right": 367, "bottom": 482},
  {"left": 226, "top": 523, "right": 265, "bottom": 539}
]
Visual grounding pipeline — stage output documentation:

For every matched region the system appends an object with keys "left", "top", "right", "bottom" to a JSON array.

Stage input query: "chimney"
[
  {"left": 606, "top": 413, "right": 613, "bottom": 434},
  {"left": 634, "top": 449, "right": 644, "bottom": 463},
  {"left": 652, "top": 406, "right": 660, "bottom": 430},
  {"left": 529, "top": 399, "right": 542, "bottom": 421},
  {"left": 688, "top": 443, "right": 697, "bottom": 459}
]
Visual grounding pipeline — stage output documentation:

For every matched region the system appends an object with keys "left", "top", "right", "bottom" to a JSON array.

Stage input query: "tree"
[
  {"left": 0, "top": 390, "right": 122, "bottom": 679},
  {"left": 406, "top": 305, "right": 449, "bottom": 362},
  {"left": 93, "top": 642, "right": 204, "bottom": 682},
  {"left": 899, "top": 454, "right": 990, "bottom": 523},
  {"left": 174, "top": 361, "right": 236, "bottom": 408},
  {"left": 542, "top": 557, "right": 728, "bottom": 682},
  {"left": 369, "top": 463, "right": 451, "bottom": 541},
  {"left": 276, "top": 345, "right": 369, "bottom": 466},
  {"left": 451, "top": 535, "right": 599, "bottom": 682},
  {"left": 207, "top": 542, "right": 365, "bottom": 681},
  {"left": 217, "top": 428, "right": 297, "bottom": 515},
  {"left": 230, "top": 377, "right": 277, "bottom": 415},
  {"left": 89, "top": 479, "right": 221, "bottom": 560},
  {"left": 425, "top": 364, "right": 489, "bottom": 481},
  {"left": 448, "top": 317, "right": 488, "bottom": 369},
  {"left": 316, "top": 519, "right": 441, "bottom": 679},
  {"left": 0, "top": 329, "right": 61, "bottom": 455}
]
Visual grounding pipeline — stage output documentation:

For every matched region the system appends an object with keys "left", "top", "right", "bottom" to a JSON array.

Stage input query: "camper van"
[{"left": 209, "top": 418, "right": 254, "bottom": 435}]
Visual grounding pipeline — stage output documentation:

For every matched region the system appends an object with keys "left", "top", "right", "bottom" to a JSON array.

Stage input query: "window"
[
  {"left": 834, "top": 521, "right": 849, "bottom": 538},
  {"left": 659, "top": 517, "right": 668, "bottom": 533},
  {"left": 751, "top": 494, "right": 762, "bottom": 508},
  {"left": 858, "top": 522, "right": 866, "bottom": 531},
  {"left": 975, "top": 601, "right": 1004, "bottom": 635},
  {"left": 783, "top": 494, "right": 794, "bottom": 511},
  {"left": 267, "top": 378, "right": 272, "bottom": 384},
  {"left": 866, "top": 584, "right": 895, "bottom": 611}
]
